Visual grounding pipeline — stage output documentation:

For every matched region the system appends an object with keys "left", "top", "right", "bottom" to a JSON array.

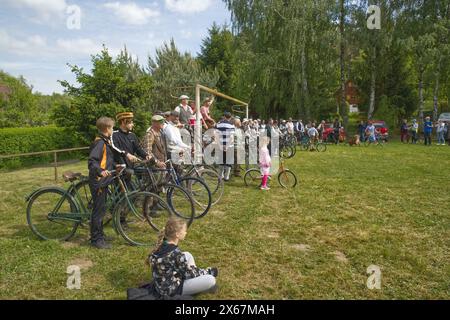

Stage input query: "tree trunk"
[
  {"left": 418, "top": 66, "right": 424, "bottom": 123},
  {"left": 339, "top": 0, "right": 348, "bottom": 135},
  {"left": 433, "top": 55, "right": 442, "bottom": 121},
  {"left": 301, "top": 45, "right": 310, "bottom": 120},
  {"left": 368, "top": 48, "right": 376, "bottom": 120}
]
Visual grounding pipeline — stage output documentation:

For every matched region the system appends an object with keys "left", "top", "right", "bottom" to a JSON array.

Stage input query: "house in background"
[{"left": 335, "top": 80, "right": 361, "bottom": 114}]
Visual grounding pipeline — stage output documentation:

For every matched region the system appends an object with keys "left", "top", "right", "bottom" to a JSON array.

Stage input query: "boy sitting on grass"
[{"left": 88, "top": 116, "right": 119, "bottom": 250}]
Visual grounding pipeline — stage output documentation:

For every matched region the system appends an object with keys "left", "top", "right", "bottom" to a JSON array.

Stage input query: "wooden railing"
[{"left": 0, "top": 147, "right": 89, "bottom": 181}]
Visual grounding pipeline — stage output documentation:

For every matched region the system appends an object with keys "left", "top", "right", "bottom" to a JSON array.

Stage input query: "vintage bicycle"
[
  {"left": 25, "top": 165, "right": 193, "bottom": 246},
  {"left": 243, "top": 158, "right": 298, "bottom": 188}
]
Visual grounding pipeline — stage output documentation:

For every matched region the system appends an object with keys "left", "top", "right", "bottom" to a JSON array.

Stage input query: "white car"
[{"left": 438, "top": 113, "right": 450, "bottom": 122}]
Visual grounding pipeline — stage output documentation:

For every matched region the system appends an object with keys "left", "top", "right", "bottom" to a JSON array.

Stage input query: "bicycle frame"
[{"left": 31, "top": 184, "right": 87, "bottom": 224}]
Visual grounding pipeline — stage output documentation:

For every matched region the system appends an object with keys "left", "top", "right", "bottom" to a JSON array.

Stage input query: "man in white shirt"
[
  {"left": 286, "top": 118, "right": 294, "bottom": 135},
  {"left": 163, "top": 111, "right": 191, "bottom": 162}
]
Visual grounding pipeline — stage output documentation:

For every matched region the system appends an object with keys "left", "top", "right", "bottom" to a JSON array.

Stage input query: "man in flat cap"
[{"left": 142, "top": 115, "right": 167, "bottom": 169}]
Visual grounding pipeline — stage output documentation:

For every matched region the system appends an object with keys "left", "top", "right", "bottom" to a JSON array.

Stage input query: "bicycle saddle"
[{"left": 62, "top": 171, "right": 82, "bottom": 182}]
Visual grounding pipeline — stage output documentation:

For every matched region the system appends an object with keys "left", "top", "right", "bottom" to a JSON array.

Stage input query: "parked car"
[
  {"left": 438, "top": 112, "right": 450, "bottom": 122},
  {"left": 372, "top": 120, "right": 389, "bottom": 142}
]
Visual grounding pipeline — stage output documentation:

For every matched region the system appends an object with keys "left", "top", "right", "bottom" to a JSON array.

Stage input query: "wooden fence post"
[{"left": 54, "top": 152, "right": 58, "bottom": 182}]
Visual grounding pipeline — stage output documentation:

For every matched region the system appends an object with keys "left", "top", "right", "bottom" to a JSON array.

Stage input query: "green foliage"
[
  {"left": 0, "top": 70, "right": 75, "bottom": 128},
  {"left": 0, "top": 70, "right": 37, "bottom": 128},
  {"left": 0, "top": 126, "right": 84, "bottom": 169},
  {"left": 198, "top": 23, "right": 237, "bottom": 97},
  {"left": 224, "top": 0, "right": 450, "bottom": 121},
  {"left": 373, "top": 95, "right": 397, "bottom": 129},
  {"left": 57, "top": 46, "right": 153, "bottom": 143},
  {"left": 148, "top": 39, "right": 219, "bottom": 112}
]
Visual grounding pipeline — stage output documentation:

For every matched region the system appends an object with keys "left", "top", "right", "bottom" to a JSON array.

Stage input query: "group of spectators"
[{"left": 400, "top": 117, "right": 450, "bottom": 146}]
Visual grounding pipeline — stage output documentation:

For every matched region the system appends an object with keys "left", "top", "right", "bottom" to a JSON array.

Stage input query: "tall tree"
[
  {"left": 224, "top": 0, "right": 339, "bottom": 120},
  {"left": 58, "top": 46, "right": 153, "bottom": 142},
  {"left": 198, "top": 23, "right": 236, "bottom": 95},
  {"left": 0, "top": 71, "right": 38, "bottom": 128},
  {"left": 339, "top": 0, "right": 348, "bottom": 132},
  {"left": 148, "top": 39, "right": 219, "bottom": 112}
]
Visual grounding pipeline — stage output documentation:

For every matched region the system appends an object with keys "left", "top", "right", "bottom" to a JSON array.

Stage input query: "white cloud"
[
  {"left": 165, "top": 0, "right": 213, "bottom": 14},
  {"left": 180, "top": 30, "right": 192, "bottom": 39},
  {"left": 0, "top": 62, "right": 32, "bottom": 70},
  {"left": 0, "top": 30, "right": 120, "bottom": 58},
  {"left": 3, "top": 0, "right": 68, "bottom": 22},
  {"left": 104, "top": 2, "right": 160, "bottom": 26},
  {"left": 0, "top": 30, "right": 47, "bottom": 53},
  {"left": 56, "top": 38, "right": 103, "bottom": 55}
]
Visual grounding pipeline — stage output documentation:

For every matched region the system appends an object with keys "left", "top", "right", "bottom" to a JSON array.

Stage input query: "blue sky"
[{"left": 0, "top": 0, "right": 230, "bottom": 94}]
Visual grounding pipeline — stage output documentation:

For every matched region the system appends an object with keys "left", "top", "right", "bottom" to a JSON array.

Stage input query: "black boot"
[{"left": 91, "top": 238, "right": 112, "bottom": 249}]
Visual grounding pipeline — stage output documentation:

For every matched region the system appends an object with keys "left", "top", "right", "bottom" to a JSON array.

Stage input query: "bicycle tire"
[
  {"left": 316, "top": 143, "right": 327, "bottom": 152},
  {"left": 179, "top": 177, "right": 212, "bottom": 219},
  {"left": 244, "top": 168, "right": 262, "bottom": 187},
  {"left": 165, "top": 184, "right": 195, "bottom": 223},
  {"left": 195, "top": 168, "right": 224, "bottom": 206},
  {"left": 278, "top": 170, "right": 298, "bottom": 188},
  {"left": 280, "top": 145, "right": 295, "bottom": 159},
  {"left": 26, "top": 187, "right": 79, "bottom": 241},
  {"left": 300, "top": 143, "right": 309, "bottom": 151},
  {"left": 114, "top": 191, "right": 173, "bottom": 246}
]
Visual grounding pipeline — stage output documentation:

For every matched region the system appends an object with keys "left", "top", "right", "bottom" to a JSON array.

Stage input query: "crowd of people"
[
  {"left": 400, "top": 116, "right": 450, "bottom": 146},
  {"left": 87, "top": 94, "right": 450, "bottom": 299}
]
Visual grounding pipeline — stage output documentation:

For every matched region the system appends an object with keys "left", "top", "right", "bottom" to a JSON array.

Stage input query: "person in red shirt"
[
  {"left": 190, "top": 100, "right": 208, "bottom": 130},
  {"left": 200, "top": 97, "right": 216, "bottom": 128}
]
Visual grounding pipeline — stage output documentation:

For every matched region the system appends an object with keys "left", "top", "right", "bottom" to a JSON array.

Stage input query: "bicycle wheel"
[
  {"left": 278, "top": 170, "right": 297, "bottom": 188},
  {"left": 316, "top": 143, "right": 327, "bottom": 152},
  {"left": 114, "top": 191, "right": 172, "bottom": 246},
  {"left": 195, "top": 168, "right": 224, "bottom": 206},
  {"left": 244, "top": 168, "right": 262, "bottom": 187},
  {"left": 280, "top": 145, "right": 294, "bottom": 158},
  {"left": 26, "top": 188, "right": 79, "bottom": 241},
  {"left": 165, "top": 184, "right": 195, "bottom": 223},
  {"left": 179, "top": 177, "right": 212, "bottom": 219},
  {"left": 300, "top": 143, "right": 309, "bottom": 151}
]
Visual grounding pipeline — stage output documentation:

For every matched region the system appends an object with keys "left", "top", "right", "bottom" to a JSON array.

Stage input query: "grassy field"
[{"left": 1, "top": 141, "right": 449, "bottom": 300}]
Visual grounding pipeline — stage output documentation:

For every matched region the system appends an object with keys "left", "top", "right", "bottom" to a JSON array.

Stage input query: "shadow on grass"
[
  {"left": 8, "top": 224, "right": 92, "bottom": 247},
  {"left": 106, "top": 268, "right": 150, "bottom": 293}
]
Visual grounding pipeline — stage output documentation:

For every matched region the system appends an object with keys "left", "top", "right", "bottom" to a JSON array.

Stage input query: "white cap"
[{"left": 179, "top": 95, "right": 189, "bottom": 100}]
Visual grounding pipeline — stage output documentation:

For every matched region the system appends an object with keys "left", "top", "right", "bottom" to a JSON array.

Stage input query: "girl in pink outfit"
[{"left": 259, "top": 136, "right": 272, "bottom": 190}]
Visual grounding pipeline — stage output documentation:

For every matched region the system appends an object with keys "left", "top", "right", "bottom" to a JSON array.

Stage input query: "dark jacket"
[
  {"left": 149, "top": 242, "right": 211, "bottom": 298},
  {"left": 112, "top": 129, "right": 148, "bottom": 167},
  {"left": 88, "top": 135, "right": 119, "bottom": 188}
]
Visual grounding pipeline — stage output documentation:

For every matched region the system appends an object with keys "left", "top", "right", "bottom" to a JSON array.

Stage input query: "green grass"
[{"left": 1, "top": 141, "right": 449, "bottom": 299}]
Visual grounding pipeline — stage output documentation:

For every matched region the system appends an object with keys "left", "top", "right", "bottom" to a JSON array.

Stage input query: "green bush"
[
  {"left": 373, "top": 95, "right": 398, "bottom": 129},
  {"left": 0, "top": 126, "right": 85, "bottom": 170}
]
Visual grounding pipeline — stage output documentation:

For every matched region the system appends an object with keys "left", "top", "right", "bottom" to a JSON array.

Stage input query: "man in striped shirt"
[{"left": 216, "top": 112, "right": 235, "bottom": 181}]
